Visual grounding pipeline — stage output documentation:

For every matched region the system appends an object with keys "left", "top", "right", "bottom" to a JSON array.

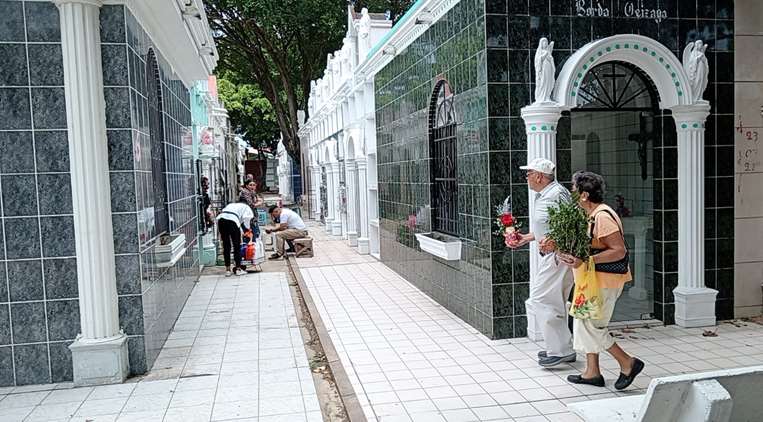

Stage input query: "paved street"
[
  {"left": 297, "top": 225, "right": 763, "bottom": 422},
  {"left": 0, "top": 271, "right": 321, "bottom": 422},
  {"left": 2, "top": 222, "right": 762, "bottom": 422}
]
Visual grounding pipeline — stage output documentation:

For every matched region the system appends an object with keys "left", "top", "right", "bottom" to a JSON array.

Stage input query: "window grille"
[
  {"left": 429, "top": 80, "right": 458, "bottom": 236},
  {"left": 147, "top": 49, "right": 169, "bottom": 237}
]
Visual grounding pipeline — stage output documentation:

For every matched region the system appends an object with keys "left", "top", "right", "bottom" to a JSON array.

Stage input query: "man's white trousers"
[{"left": 526, "top": 252, "right": 574, "bottom": 357}]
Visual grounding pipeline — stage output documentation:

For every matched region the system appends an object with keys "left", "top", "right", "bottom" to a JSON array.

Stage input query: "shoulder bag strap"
[{"left": 590, "top": 208, "right": 629, "bottom": 248}]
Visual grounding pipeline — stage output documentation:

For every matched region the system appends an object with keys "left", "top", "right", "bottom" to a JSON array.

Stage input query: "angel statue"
[
  {"left": 682, "top": 40, "right": 709, "bottom": 101},
  {"left": 534, "top": 38, "right": 556, "bottom": 104},
  {"left": 358, "top": 8, "right": 371, "bottom": 53}
]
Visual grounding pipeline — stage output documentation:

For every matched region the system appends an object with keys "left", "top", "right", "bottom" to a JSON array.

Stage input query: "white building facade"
[{"left": 300, "top": 6, "right": 392, "bottom": 256}]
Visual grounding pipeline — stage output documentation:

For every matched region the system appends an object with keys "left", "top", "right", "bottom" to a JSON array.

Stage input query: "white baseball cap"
[{"left": 520, "top": 158, "right": 555, "bottom": 175}]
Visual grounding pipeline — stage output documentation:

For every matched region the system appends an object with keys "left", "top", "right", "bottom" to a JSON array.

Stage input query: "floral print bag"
[{"left": 569, "top": 257, "right": 603, "bottom": 320}]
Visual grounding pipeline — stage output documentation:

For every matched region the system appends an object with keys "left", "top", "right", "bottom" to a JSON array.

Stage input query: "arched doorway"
[
  {"left": 522, "top": 34, "right": 717, "bottom": 328},
  {"left": 567, "top": 61, "right": 661, "bottom": 321}
]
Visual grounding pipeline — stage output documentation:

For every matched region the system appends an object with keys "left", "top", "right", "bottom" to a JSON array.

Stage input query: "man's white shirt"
[{"left": 530, "top": 180, "right": 571, "bottom": 241}]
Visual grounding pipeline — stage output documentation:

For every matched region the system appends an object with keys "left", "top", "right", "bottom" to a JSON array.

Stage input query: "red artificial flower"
[
  {"left": 500, "top": 213, "right": 514, "bottom": 226},
  {"left": 575, "top": 293, "right": 586, "bottom": 307}
]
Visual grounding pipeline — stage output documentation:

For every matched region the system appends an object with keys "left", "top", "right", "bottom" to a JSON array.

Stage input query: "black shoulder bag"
[{"left": 589, "top": 209, "right": 630, "bottom": 274}]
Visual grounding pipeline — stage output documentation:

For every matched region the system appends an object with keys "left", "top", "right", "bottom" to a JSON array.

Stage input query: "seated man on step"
[{"left": 266, "top": 205, "right": 308, "bottom": 260}]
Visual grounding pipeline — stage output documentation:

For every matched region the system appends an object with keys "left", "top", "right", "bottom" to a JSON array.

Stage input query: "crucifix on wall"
[{"left": 627, "top": 112, "right": 654, "bottom": 181}]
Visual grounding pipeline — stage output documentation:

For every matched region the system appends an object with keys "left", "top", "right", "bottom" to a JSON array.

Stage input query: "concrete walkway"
[
  {"left": 0, "top": 269, "right": 321, "bottom": 422},
  {"left": 296, "top": 223, "right": 763, "bottom": 422}
]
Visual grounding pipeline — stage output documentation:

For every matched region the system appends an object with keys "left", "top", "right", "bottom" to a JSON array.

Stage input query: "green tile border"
[{"left": 569, "top": 42, "right": 685, "bottom": 100}]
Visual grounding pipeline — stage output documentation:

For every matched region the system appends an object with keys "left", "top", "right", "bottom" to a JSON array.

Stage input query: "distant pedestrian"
[
  {"left": 201, "top": 176, "right": 213, "bottom": 229},
  {"left": 266, "top": 205, "right": 307, "bottom": 260},
  {"left": 239, "top": 178, "right": 264, "bottom": 240},
  {"left": 216, "top": 198, "right": 254, "bottom": 276}
]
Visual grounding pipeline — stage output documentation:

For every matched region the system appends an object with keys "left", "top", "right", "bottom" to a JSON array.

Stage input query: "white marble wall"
[{"left": 734, "top": 0, "right": 763, "bottom": 318}]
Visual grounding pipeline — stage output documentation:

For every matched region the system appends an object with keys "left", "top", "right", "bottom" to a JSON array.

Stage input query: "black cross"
[
  {"left": 601, "top": 63, "right": 638, "bottom": 108},
  {"left": 627, "top": 113, "right": 653, "bottom": 180}
]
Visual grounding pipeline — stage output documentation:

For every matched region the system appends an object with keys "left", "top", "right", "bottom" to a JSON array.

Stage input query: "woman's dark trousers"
[{"left": 218, "top": 219, "right": 241, "bottom": 269}]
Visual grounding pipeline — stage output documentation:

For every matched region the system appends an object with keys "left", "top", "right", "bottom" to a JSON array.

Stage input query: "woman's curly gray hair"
[{"left": 572, "top": 171, "right": 606, "bottom": 203}]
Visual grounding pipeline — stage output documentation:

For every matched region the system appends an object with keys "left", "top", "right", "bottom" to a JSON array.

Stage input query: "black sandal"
[
  {"left": 567, "top": 374, "right": 605, "bottom": 387},
  {"left": 615, "top": 358, "right": 644, "bottom": 390}
]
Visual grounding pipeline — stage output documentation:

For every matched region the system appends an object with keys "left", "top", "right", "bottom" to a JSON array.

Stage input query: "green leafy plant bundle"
[{"left": 547, "top": 193, "right": 591, "bottom": 260}]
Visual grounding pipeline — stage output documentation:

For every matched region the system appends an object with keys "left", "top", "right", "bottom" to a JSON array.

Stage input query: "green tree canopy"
[
  {"left": 217, "top": 75, "right": 280, "bottom": 152},
  {"left": 204, "top": 0, "right": 413, "bottom": 164}
]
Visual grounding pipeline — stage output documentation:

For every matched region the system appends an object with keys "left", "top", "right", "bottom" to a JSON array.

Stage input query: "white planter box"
[
  {"left": 415, "top": 233, "right": 462, "bottom": 261},
  {"left": 155, "top": 234, "right": 186, "bottom": 266}
]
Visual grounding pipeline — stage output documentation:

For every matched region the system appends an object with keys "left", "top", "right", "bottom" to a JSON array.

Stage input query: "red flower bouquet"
[{"left": 494, "top": 196, "right": 522, "bottom": 246}]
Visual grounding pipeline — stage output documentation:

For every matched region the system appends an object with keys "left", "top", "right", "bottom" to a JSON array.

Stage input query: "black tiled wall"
[
  {"left": 376, "top": 0, "right": 495, "bottom": 337},
  {"left": 104, "top": 6, "right": 201, "bottom": 373},
  {"left": 0, "top": 0, "right": 77, "bottom": 386}
]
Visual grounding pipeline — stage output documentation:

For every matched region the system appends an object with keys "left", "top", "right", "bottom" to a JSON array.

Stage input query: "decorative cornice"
[
  {"left": 520, "top": 104, "right": 563, "bottom": 130},
  {"left": 123, "top": 0, "right": 216, "bottom": 87},
  {"left": 671, "top": 102, "right": 711, "bottom": 130},
  {"left": 356, "top": 0, "right": 459, "bottom": 82},
  {"left": 302, "top": 0, "right": 460, "bottom": 137}
]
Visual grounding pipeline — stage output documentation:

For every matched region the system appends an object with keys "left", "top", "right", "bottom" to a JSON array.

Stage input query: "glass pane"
[
  {"left": 577, "top": 62, "right": 658, "bottom": 110},
  {"left": 571, "top": 96, "right": 659, "bottom": 322}
]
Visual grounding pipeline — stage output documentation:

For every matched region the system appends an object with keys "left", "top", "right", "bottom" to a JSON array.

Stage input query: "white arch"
[{"left": 553, "top": 34, "right": 696, "bottom": 109}]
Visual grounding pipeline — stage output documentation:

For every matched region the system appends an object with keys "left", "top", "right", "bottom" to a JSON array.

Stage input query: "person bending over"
[{"left": 216, "top": 198, "right": 254, "bottom": 276}]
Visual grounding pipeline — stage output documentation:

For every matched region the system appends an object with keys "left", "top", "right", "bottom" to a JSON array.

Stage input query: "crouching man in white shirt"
[{"left": 266, "top": 205, "right": 308, "bottom": 259}]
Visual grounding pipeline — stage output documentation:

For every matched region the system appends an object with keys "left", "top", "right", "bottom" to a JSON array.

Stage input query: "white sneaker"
[{"left": 225, "top": 271, "right": 232, "bottom": 277}]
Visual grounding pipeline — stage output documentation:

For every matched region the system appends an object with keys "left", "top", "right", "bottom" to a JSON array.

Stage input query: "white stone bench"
[{"left": 568, "top": 365, "right": 763, "bottom": 422}]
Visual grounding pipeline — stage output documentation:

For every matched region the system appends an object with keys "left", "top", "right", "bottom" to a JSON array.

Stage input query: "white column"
[
  {"left": 672, "top": 103, "right": 718, "bottom": 327},
  {"left": 310, "top": 165, "right": 321, "bottom": 219},
  {"left": 520, "top": 104, "right": 563, "bottom": 342},
  {"left": 324, "top": 164, "right": 335, "bottom": 232},
  {"left": 55, "top": 0, "right": 129, "bottom": 385},
  {"left": 346, "top": 160, "right": 359, "bottom": 246},
  {"left": 356, "top": 158, "right": 370, "bottom": 254},
  {"left": 330, "top": 162, "right": 343, "bottom": 235}
]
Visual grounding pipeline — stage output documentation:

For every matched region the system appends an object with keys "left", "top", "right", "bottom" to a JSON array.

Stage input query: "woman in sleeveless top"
[
  {"left": 552, "top": 171, "right": 645, "bottom": 390},
  {"left": 239, "top": 179, "right": 264, "bottom": 239}
]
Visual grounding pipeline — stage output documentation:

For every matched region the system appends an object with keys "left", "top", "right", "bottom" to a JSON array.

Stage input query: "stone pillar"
[
  {"left": 330, "top": 162, "right": 343, "bottom": 235},
  {"left": 356, "top": 158, "right": 370, "bottom": 254},
  {"left": 346, "top": 160, "right": 359, "bottom": 246},
  {"left": 55, "top": 0, "right": 129, "bottom": 385},
  {"left": 672, "top": 103, "right": 718, "bottom": 327},
  {"left": 310, "top": 165, "right": 321, "bottom": 219},
  {"left": 325, "top": 164, "right": 335, "bottom": 232},
  {"left": 520, "top": 104, "right": 563, "bottom": 342}
]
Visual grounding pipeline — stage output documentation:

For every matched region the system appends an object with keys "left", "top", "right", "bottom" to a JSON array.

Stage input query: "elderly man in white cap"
[{"left": 507, "top": 158, "right": 575, "bottom": 367}]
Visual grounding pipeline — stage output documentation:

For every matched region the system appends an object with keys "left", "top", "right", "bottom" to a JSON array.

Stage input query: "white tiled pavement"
[
  {"left": 298, "top": 229, "right": 763, "bottom": 422},
  {"left": 0, "top": 271, "right": 321, "bottom": 422}
]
